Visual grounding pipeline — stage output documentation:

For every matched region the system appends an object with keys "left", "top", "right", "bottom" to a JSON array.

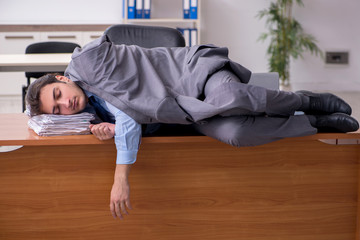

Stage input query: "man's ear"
[{"left": 55, "top": 75, "right": 71, "bottom": 83}]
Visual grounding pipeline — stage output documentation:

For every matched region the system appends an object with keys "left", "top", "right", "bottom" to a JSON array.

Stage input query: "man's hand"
[
  {"left": 89, "top": 122, "right": 115, "bottom": 140},
  {"left": 110, "top": 164, "right": 133, "bottom": 220}
]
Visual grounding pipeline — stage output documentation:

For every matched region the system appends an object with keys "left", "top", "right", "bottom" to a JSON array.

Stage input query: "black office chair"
[
  {"left": 23, "top": 41, "right": 80, "bottom": 111},
  {"left": 104, "top": 24, "right": 186, "bottom": 48},
  {"left": 104, "top": 24, "right": 198, "bottom": 136}
]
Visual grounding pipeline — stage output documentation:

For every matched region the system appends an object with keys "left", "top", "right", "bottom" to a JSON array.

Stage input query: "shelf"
[
  {"left": 123, "top": 18, "right": 199, "bottom": 24},
  {"left": 122, "top": 0, "right": 201, "bottom": 45}
]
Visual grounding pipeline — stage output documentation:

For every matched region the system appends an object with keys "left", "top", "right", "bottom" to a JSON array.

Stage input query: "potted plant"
[{"left": 258, "top": 0, "right": 323, "bottom": 87}]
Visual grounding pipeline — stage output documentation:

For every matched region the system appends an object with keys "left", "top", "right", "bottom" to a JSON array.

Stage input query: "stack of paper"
[{"left": 28, "top": 112, "right": 95, "bottom": 136}]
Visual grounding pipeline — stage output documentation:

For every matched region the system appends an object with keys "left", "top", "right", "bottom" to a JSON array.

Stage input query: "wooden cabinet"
[
  {"left": 0, "top": 31, "right": 103, "bottom": 54},
  {"left": 40, "top": 32, "right": 83, "bottom": 45},
  {"left": 0, "top": 32, "right": 41, "bottom": 95},
  {"left": 82, "top": 31, "right": 103, "bottom": 44},
  {"left": 0, "top": 31, "right": 103, "bottom": 96},
  {"left": 0, "top": 32, "right": 41, "bottom": 54}
]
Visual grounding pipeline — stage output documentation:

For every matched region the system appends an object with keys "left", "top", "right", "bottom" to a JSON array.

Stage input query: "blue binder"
[
  {"left": 143, "top": 0, "right": 151, "bottom": 19},
  {"left": 136, "top": 0, "right": 143, "bottom": 18},
  {"left": 190, "top": 0, "right": 198, "bottom": 19},
  {"left": 128, "top": 0, "right": 136, "bottom": 19},
  {"left": 183, "top": 0, "right": 190, "bottom": 19}
]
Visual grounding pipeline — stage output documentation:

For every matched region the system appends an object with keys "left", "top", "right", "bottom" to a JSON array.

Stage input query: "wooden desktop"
[{"left": 0, "top": 113, "right": 359, "bottom": 240}]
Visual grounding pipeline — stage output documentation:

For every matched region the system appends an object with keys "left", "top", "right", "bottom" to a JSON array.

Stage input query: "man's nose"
[{"left": 57, "top": 98, "right": 71, "bottom": 108}]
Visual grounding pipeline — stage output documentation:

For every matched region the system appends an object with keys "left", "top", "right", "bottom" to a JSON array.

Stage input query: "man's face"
[{"left": 39, "top": 76, "right": 87, "bottom": 115}]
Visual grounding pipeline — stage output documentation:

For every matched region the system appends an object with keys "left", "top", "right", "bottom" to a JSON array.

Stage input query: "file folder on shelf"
[
  {"left": 177, "top": 28, "right": 197, "bottom": 47},
  {"left": 190, "top": 0, "right": 198, "bottom": 19},
  {"left": 143, "top": 0, "right": 151, "bottom": 19},
  {"left": 177, "top": 28, "right": 188, "bottom": 46},
  {"left": 136, "top": 0, "right": 144, "bottom": 18},
  {"left": 190, "top": 28, "right": 198, "bottom": 46},
  {"left": 127, "top": 0, "right": 136, "bottom": 19},
  {"left": 183, "top": 0, "right": 190, "bottom": 19}
]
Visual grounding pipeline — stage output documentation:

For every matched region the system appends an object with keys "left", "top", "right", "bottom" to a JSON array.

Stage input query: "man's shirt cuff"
[{"left": 116, "top": 150, "right": 138, "bottom": 164}]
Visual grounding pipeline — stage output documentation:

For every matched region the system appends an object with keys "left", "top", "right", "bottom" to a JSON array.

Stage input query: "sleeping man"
[{"left": 26, "top": 35, "right": 359, "bottom": 220}]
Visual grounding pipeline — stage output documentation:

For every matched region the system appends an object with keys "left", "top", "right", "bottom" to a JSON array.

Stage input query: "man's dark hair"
[{"left": 26, "top": 73, "right": 64, "bottom": 116}]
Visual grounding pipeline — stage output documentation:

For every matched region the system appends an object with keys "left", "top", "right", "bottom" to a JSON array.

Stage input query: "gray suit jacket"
[{"left": 65, "top": 35, "right": 251, "bottom": 124}]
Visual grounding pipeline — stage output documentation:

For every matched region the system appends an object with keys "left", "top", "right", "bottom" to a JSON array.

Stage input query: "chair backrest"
[
  {"left": 104, "top": 24, "right": 186, "bottom": 48},
  {"left": 25, "top": 41, "right": 80, "bottom": 79}
]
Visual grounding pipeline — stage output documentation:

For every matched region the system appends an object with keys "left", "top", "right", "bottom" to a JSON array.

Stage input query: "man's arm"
[
  {"left": 110, "top": 164, "right": 132, "bottom": 219},
  {"left": 90, "top": 100, "right": 142, "bottom": 220}
]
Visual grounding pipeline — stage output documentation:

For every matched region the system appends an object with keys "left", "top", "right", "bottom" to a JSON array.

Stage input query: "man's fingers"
[
  {"left": 97, "top": 126, "right": 106, "bottom": 138},
  {"left": 100, "top": 127, "right": 111, "bottom": 140},
  {"left": 126, "top": 199, "right": 133, "bottom": 210},
  {"left": 104, "top": 127, "right": 111, "bottom": 136},
  {"left": 121, "top": 201, "right": 129, "bottom": 215},
  {"left": 115, "top": 201, "right": 123, "bottom": 220},
  {"left": 110, "top": 200, "right": 132, "bottom": 220},
  {"left": 92, "top": 126, "right": 105, "bottom": 139},
  {"left": 110, "top": 203, "right": 117, "bottom": 219},
  {"left": 91, "top": 124, "right": 114, "bottom": 140}
]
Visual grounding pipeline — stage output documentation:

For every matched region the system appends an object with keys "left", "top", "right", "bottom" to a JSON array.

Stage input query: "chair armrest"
[{"left": 248, "top": 72, "right": 279, "bottom": 90}]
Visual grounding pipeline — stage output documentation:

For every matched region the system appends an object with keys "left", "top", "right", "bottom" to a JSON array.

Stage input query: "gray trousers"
[{"left": 192, "top": 69, "right": 317, "bottom": 147}]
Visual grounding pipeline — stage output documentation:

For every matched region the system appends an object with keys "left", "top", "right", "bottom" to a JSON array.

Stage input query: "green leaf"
[
  {"left": 257, "top": 0, "right": 322, "bottom": 83},
  {"left": 257, "top": 33, "right": 269, "bottom": 42}
]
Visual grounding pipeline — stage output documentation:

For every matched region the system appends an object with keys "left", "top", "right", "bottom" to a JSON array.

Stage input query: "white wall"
[
  {"left": 201, "top": 0, "right": 360, "bottom": 91},
  {"left": 0, "top": 0, "right": 359, "bottom": 91},
  {"left": 201, "top": 0, "right": 269, "bottom": 73},
  {"left": 0, "top": 0, "right": 123, "bottom": 24},
  {"left": 291, "top": 0, "right": 360, "bottom": 91}
]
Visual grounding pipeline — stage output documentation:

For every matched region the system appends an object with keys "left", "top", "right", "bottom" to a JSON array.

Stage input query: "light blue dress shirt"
[{"left": 85, "top": 92, "right": 142, "bottom": 165}]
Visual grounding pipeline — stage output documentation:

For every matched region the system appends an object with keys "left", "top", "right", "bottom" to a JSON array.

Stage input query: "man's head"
[{"left": 26, "top": 74, "right": 87, "bottom": 116}]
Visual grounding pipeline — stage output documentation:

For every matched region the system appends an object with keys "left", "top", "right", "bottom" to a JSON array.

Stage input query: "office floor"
[{"left": 0, "top": 91, "right": 359, "bottom": 121}]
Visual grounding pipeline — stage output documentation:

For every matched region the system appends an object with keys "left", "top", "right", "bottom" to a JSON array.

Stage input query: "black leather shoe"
[
  {"left": 312, "top": 113, "right": 359, "bottom": 133},
  {"left": 296, "top": 90, "right": 352, "bottom": 115}
]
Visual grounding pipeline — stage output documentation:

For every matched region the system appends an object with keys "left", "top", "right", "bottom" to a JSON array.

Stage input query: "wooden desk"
[
  {"left": 0, "top": 53, "right": 71, "bottom": 72},
  {"left": 0, "top": 113, "right": 359, "bottom": 240}
]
